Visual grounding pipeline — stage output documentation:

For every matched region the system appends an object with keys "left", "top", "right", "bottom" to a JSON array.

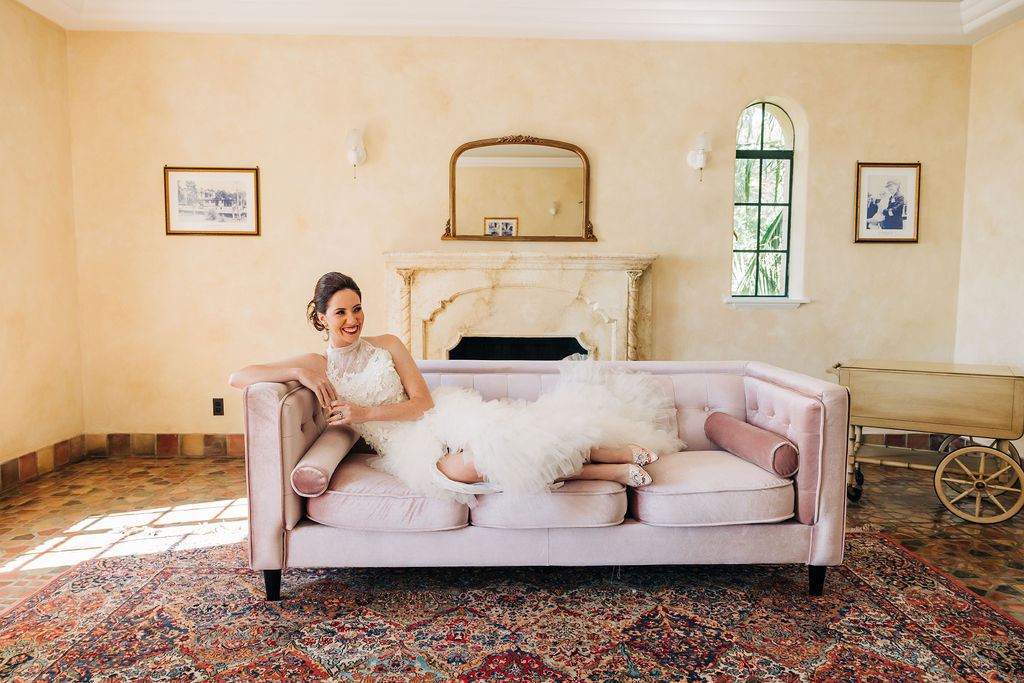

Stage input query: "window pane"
[
  {"left": 763, "top": 103, "right": 794, "bottom": 150},
  {"left": 733, "top": 206, "right": 758, "bottom": 249},
  {"left": 757, "top": 253, "right": 787, "bottom": 296},
  {"left": 734, "top": 159, "right": 760, "bottom": 203},
  {"left": 759, "top": 207, "right": 789, "bottom": 250},
  {"left": 736, "top": 105, "right": 763, "bottom": 150},
  {"left": 733, "top": 102, "right": 794, "bottom": 300},
  {"left": 760, "top": 158, "right": 791, "bottom": 204},
  {"left": 732, "top": 252, "right": 757, "bottom": 295}
]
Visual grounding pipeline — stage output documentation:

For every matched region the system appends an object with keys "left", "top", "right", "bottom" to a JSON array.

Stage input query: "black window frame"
[{"left": 732, "top": 102, "right": 795, "bottom": 298}]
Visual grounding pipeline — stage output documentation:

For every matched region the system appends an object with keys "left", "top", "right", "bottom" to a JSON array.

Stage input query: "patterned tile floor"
[
  {"left": 0, "top": 454, "right": 248, "bottom": 615},
  {"left": 0, "top": 454, "right": 1022, "bottom": 622}
]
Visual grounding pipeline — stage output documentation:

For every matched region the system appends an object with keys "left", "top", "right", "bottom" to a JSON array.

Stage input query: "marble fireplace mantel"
[{"left": 384, "top": 251, "right": 657, "bottom": 361}]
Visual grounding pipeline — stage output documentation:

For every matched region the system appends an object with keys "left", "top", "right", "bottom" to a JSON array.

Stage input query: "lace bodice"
[{"left": 325, "top": 339, "right": 409, "bottom": 455}]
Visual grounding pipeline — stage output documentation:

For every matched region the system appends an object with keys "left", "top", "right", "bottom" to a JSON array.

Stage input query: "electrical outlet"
[{"left": 212, "top": 398, "right": 224, "bottom": 416}]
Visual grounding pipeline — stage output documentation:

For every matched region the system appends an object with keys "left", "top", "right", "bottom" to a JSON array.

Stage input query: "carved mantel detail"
[{"left": 385, "top": 252, "right": 656, "bottom": 361}]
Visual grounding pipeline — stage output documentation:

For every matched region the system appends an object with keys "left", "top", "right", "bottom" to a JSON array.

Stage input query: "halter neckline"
[{"left": 327, "top": 339, "right": 364, "bottom": 355}]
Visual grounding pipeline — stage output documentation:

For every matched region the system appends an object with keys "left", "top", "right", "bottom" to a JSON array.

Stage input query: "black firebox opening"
[{"left": 448, "top": 336, "right": 587, "bottom": 361}]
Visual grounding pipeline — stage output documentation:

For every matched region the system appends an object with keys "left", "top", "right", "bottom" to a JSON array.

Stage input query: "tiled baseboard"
[
  {"left": 92, "top": 433, "right": 246, "bottom": 458},
  {"left": 0, "top": 433, "right": 244, "bottom": 493}
]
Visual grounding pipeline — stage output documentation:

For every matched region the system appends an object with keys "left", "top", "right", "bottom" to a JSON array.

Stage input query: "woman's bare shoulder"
[
  {"left": 364, "top": 334, "right": 414, "bottom": 361},
  {"left": 364, "top": 333, "right": 402, "bottom": 348}
]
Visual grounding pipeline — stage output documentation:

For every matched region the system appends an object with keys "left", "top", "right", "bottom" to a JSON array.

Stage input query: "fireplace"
[{"left": 385, "top": 251, "right": 656, "bottom": 361}]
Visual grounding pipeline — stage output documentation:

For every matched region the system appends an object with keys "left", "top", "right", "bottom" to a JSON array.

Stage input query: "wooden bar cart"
[{"left": 834, "top": 359, "right": 1024, "bottom": 524}]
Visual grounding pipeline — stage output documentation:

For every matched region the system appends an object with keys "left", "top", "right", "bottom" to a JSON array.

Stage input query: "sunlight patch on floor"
[{"left": 0, "top": 498, "right": 248, "bottom": 573}]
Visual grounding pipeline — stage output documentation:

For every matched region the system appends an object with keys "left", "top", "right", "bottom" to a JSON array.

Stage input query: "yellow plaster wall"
[
  {"left": 62, "top": 32, "right": 971, "bottom": 432},
  {"left": 956, "top": 20, "right": 1024, "bottom": 369},
  {"left": 0, "top": 0, "right": 83, "bottom": 463}
]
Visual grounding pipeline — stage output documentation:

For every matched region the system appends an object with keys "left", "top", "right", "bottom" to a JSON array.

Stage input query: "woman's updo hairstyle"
[{"left": 307, "top": 272, "right": 362, "bottom": 333}]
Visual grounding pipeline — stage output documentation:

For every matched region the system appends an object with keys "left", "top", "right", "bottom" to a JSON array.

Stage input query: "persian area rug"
[{"left": 1, "top": 533, "right": 1022, "bottom": 682}]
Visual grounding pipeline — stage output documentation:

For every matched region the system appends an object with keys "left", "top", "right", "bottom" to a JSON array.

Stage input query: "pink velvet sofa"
[{"left": 242, "top": 360, "right": 850, "bottom": 601}]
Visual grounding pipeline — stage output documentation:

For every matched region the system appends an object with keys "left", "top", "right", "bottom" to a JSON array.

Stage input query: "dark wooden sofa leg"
[
  {"left": 808, "top": 565, "right": 826, "bottom": 596},
  {"left": 264, "top": 569, "right": 282, "bottom": 601}
]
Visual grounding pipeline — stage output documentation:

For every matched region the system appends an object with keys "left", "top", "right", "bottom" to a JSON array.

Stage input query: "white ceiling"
[{"left": 16, "top": 0, "right": 1024, "bottom": 44}]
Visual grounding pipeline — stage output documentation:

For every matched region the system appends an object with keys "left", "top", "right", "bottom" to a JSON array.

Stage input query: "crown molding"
[
  {"left": 20, "top": 0, "right": 82, "bottom": 27},
  {"left": 961, "top": 0, "right": 1024, "bottom": 39},
  {"left": 16, "top": 0, "right": 1024, "bottom": 45}
]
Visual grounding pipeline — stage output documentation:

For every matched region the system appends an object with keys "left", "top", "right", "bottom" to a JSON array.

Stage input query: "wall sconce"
[
  {"left": 346, "top": 129, "right": 367, "bottom": 179},
  {"left": 686, "top": 131, "right": 712, "bottom": 182},
  {"left": 549, "top": 201, "right": 560, "bottom": 216}
]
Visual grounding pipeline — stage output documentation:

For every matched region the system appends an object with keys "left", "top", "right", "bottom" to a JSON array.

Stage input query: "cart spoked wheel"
[
  {"left": 933, "top": 445, "right": 1024, "bottom": 524},
  {"left": 939, "top": 435, "right": 1020, "bottom": 462}
]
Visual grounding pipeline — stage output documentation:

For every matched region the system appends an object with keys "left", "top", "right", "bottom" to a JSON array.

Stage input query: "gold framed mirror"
[{"left": 443, "top": 135, "right": 595, "bottom": 241}]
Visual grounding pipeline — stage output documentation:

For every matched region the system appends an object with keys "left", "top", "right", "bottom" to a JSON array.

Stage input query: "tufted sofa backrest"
[{"left": 417, "top": 359, "right": 752, "bottom": 449}]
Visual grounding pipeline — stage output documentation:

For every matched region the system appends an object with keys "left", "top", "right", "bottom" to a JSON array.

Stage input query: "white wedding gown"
[{"left": 326, "top": 339, "right": 684, "bottom": 505}]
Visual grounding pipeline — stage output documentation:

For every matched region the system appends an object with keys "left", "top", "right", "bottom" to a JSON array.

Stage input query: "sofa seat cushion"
[
  {"left": 630, "top": 451, "right": 794, "bottom": 527},
  {"left": 470, "top": 480, "right": 626, "bottom": 529},
  {"left": 307, "top": 453, "right": 469, "bottom": 532}
]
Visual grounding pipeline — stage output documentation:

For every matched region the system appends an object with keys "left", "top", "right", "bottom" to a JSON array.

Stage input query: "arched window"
[{"left": 732, "top": 102, "right": 795, "bottom": 297}]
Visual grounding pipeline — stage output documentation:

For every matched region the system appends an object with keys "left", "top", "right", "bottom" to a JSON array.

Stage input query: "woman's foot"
[
  {"left": 589, "top": 444, "right": 659, "bottom": 465},
  {"left": 560, "top": 463, "right": 653, "bottom": 487},
  {"left": 624, "top": 464, "right": 652, "bottom": 487},
  {"left": 630, "top": 444, "right": 658, "bottom": 467}
]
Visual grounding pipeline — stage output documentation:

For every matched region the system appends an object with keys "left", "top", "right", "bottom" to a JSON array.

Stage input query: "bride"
[{"left": 230, "top": 272, "right": 684, "bottom": 503}]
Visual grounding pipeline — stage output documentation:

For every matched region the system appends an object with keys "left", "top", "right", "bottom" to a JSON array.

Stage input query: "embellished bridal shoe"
[
  {"left": 626, "top": 464, "right": 653, "bottom": 488},
  {"left": 629, "top": 444, "right": 659, "bottom": 467}
]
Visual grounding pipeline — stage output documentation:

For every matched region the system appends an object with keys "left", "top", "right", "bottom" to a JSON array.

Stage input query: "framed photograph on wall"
[
  {"left": 164, "top": 166, "right": 260, "bottom": 235},
  {"left": 854, "top": 162, "right": 920, "bottom": 243},
  {"left": 484, "top": 217, "right": 518, "bottom": 237}
]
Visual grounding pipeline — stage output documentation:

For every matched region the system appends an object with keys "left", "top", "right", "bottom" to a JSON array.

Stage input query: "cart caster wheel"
[
  {"left": 847, "top": 485, "right": 863, "bottom": 502},
  {"left": 934, "top": 445, "right": 1024, "bottom": 524},
  {"left": 938, "top": 434, "right": 964, "bottom": 454},
  {"left": 855, "top": 469, "right": 864, "bottom": 486}
]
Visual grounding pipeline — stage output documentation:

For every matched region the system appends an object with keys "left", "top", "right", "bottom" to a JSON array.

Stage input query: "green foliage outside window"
[{"left": 731, "top": 103, "right": 794, "bottom": 297}]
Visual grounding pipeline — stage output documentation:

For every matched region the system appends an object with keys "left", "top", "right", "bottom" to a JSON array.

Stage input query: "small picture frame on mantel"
[
  {"left": 484, "top": 217, "right": 518, "bottom": 237},
  {"left": 854, "top": 162, "right": 920, "bottom": 243},
  {"left": 164, "top": 166, "right": 260, "bottom": 236}
]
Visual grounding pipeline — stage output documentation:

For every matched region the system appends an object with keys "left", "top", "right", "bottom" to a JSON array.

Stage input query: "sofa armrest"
[
  {"left": 742, "top": 362, "right": 850, "bottom": 565},
  {"left": 243, "top": 381, "right": 327, "bottom": 570}
]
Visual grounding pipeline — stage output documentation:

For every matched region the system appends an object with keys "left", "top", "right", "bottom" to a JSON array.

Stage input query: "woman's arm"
[
  {"left": 229, "top": 353, "right": 338, "bottom": 408},
  {"left": 327, "top": 335, "right": 434, "bottom": 425}
]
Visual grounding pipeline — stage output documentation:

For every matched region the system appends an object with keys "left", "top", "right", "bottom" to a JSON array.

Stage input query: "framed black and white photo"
[
  {"left": 854, "top": 162, "right": 920, "bottom": 243},
  {"left": 164, "top": 166, "right": 260, "bottom": 235},
  {"left": 484, "top": 217, "right": 518, "bottom": 237}
]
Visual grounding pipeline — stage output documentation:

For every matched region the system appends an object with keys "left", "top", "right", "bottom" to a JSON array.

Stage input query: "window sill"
[{"left": 724, "top": 297, "right": 809, "bottom": 310}]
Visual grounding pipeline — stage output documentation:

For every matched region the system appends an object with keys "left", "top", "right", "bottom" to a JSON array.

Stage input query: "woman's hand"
[
  {"left": 295, "top": 367, "right": 337, "bottom": 409},
  {"left": 327, "top": 400, "right": 369, "bottom": 425}
]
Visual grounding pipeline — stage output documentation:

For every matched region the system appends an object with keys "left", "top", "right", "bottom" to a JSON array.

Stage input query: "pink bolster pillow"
[
  {"left": 703, "top": 411, "right": 799, "bottom": 477},
  {"left": 291, "top": 463, "right": 331, "bottom": 497},
  {"left": 290, "top": 426, "right": 360, "bottom": 497}
]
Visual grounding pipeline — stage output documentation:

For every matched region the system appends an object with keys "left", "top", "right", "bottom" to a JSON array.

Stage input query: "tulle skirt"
[{"left": 368, "top": 361, "right": 685, "bottom": 505}]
